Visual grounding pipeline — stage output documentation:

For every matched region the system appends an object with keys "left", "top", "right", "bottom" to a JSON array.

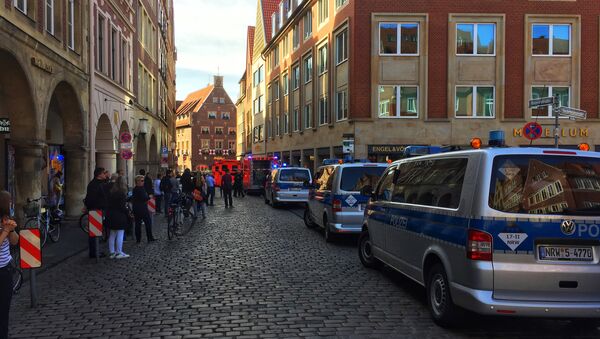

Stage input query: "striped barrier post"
[
  {"left": 19, "top": 229, "right": 41, "bottom": 307},
  {"left": 88, "top": 210, "right": 103, "bottom": 263},
  {"left": 147, "top": 197, "right": 156, "bottom": 214}
]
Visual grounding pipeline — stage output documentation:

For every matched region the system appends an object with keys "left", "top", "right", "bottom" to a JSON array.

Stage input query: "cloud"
[{"left": 174, "top": 0, "right": 256, "bottom": 100}]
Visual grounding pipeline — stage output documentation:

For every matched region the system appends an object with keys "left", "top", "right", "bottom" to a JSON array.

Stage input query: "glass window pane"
[
  {"left": 400, "top": 24, "right": 418, "bottom": 54},
  {"left": 455, "top": 87, "right": 473, "bottom": 117},
  {"left": 531, "top": 87, "right": 549, "bottom": 116},
  {"left": 553, "top": 25, "right": 570, "bottom": 55},
  {"left": 456, "top": 24, "right": 474, "bottom": 54},
  {"left": 554, "top": 87, "right": 569, "bottom": 109},
  {"left": 378, "top": 86, "right": 397, "bottom": 117},
  {"left": 380, "top": 23, "right": 397, "bottom": 54},
  {"left": 400, "top": 87, "right": 418, "bottom": 117},
  {"left": 532, "top": 25, "right": 550, "bottom": 55},
  {"left": 477, "top": 24, "right": 495, "bottom": 55},
  {"left": 476, "top": 87, "right": 494, "bottom": 117}
]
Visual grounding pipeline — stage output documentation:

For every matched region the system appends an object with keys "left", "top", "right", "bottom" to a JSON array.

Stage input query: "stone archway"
[
  {"left": 0, "top": 49, "right": 40, "bottom": 221},
  {"left": 149, "top": 134, "right": 158, "bottom": 176},
  {"left": 45, "top": 81, "right": 87, "bottom": 216},
  {"left": 134, "top": 135, "right": 148, "bottom": 175},
  {"left": 95, "top": 114, "right": 116, "bottom": 174}
]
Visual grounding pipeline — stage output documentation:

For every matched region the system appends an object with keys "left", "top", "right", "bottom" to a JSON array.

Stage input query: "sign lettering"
[
  {"left": 513, "top": 128, "right": 590, "bottom": 138},
  {"left": 0, "top": 118, "right": 10, "bottom": 134}
]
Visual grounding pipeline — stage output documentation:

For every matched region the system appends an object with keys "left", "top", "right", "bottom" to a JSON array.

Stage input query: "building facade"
[
  {"left": 250, "top": 0, "right": 600, "bottom": 173},
  {"left": 176, "top": 76, "right": 237, "bottom": 171},
  {"left": 236, "top": 26, "right": 255, "bottom": 158}
]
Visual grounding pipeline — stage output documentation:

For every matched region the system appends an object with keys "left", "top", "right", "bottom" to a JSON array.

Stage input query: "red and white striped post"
[
  {"left": 88, "top": 210, "right": 103, "bottom": 263},
  {"left": 19, "top": 229, "right": 41, "bottom": 307},
  {"left": 147, "top": 197, "right": 156, "bottom": 214}
]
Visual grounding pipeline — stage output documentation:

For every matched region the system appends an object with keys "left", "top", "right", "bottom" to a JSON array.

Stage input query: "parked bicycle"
[
  {"left": 23, "top": 196, "right": 61, "bottom": 247},
  {"left": 167, "top": 191, "right": 196, "bottom": 240}
]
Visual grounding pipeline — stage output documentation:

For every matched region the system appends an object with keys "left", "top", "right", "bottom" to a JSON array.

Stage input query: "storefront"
[{"left": 367, "top": 144, "right": 409, "bottom": 163}]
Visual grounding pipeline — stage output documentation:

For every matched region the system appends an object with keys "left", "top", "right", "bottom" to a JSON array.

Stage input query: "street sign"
[
  {"left": 161, "top": 146, "right": 169, "bottom": 155},
  {"left": 0, "top": 118, "right": 10, "bottom": 134},
  {"left": 342, "top": 139, "right": 354, "bottom": 154},
  {"left": 160, "top": 156, "right": 168, "bottom": 168},
  {"left": 119, "top": 132, "right": 132, "bottom": 143},
  {"left": 19, "top": 229, "right": 41, "bottom": 269},
  {"left": 121, "top": 149, "right": 133, "bottom": 160},
  {"left": 557, "top": 106, "right": 587, "bottom": 120},
  {"left": 523, "top": 122, "right": 543, "bottom": 141},
  {"left": 529, "top": 96, "right": 556, "bottom": 108},
  {"left": 119, "top": 142, "right": 133, "bottom": 150}
]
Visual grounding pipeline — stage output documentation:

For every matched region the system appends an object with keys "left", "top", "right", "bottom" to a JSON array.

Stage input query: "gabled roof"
[
  {"left": 176, "top": 85, "right": 214, "bottom": 116},
  {"left": 261, "top": 0, "right": 279, "bottom": 42}
]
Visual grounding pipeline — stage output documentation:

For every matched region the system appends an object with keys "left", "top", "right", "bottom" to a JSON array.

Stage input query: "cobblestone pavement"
[{"left": 9, "top": 196, "right": 600, "bottom": 338}]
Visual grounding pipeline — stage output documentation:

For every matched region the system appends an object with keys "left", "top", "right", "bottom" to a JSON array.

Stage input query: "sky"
[{"left": 174, "top": 0, "right": 256, "bottom": 102}]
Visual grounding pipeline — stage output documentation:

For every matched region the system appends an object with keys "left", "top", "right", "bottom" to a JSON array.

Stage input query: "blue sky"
[{"left": 174, "top": 0, "right": 256, "bottom": 101}]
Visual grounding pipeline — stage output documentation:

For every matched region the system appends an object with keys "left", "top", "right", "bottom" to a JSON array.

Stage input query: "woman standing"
[
  {"left": 131, "top": 175, "right": 156, "bottom": 243},
  {"left": 0, "top": 191, "right": 19, "bottom": 338},
  {"left": 153, "top": 173, "right": 163, "bottom": 215},
  {"left": 105, "top": 176, "right": 130, "bottom": 259},
  {"left": 195, "top": 174, "right": 208, "bottom": 219}
]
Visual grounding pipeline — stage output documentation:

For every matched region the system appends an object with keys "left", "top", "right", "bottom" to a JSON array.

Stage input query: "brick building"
[
  {"left": 242, "top": 0, "right": 600, "bottom": 173},
  {"left": 176, "top": 76, "right": 237, "bottom": 171}
]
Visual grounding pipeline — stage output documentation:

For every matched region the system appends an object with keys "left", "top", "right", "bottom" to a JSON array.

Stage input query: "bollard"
[
  {"left": 88, "top": 210, "right": 103, "bottom": 263},
  {"left": 19, "top": 229, "right": 41, "bottom": 308}
]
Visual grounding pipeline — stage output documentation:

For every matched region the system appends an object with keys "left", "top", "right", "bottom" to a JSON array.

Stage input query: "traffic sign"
[
  {"left": 161, "top": 146, "right": 169, "bottom": 155},
  {"left": 119, "top": 142, "right": 133, "bottom": 150},
  {"left": 523, "top": 122, "right": 543, "bottom": 141},
  {"left": 119, "top": 131, "right": 132, "bottom": 143},
  {"left": 529, "top": 96, "right": 556, "bottom": 108},
  {"left": 19, "top": 229, "right": 41, "bottom": 269},
  {"left": 121, "top": 149, "right": 133, "bottom": 160},
  {"left": 557, "top": 106, "right": 587, "bottom": 120}
]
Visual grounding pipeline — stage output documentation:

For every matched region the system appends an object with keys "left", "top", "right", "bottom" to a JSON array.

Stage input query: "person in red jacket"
[{"left": 221, "top": 168, "right": 234, "bottom": 208}]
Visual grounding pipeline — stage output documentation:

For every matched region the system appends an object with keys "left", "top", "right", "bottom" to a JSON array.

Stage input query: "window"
[
  {"left": 228, "top": 141, "right": 236, "bottom": 150},
  {"left": 253, "top": 65, "right": 264, "bottom": 87},
  {"left": 273, "top": 45, "right": 279, "bottom": 68},
  {"left": 284, "top": 112, "right": 289, "bottom": 134},
  {"left": 208, "top": 111, "right": 217, "bottom": 119},
  {"left": 336, "top": 89, "right": 348, "bottom": 121},
  {"left": 258, "top": 95, "right": 264, "bottom": 113},
  {"left": 111, "top": 28, "right": 117, "bottom": 80},
  {"left": 303, "top": 10, "right": 312, "bottom": 40},
  {"left": 219, "top": 97, "right": 225, "bottom": 104},
  {"left": 45, "top": 0, "right": 54, "bottom": 35},
  {"left": 318, "top": 44, "right": 327, "bottom": 74},
  {"left": 531, "top": 86, "right": 570, "bottom": 117},
  {"left": 335, "top": 28, "right": 348, "bottom": 64},
  {"left": 201, "top": 127, "right": 210, "bottom": 134},
  {"left": 378, "top": 86, "right": 419, "bottom": 118},
  {"left": 229, "top": 128, "right": 236, "bottom": 135},
  {"left": 201, "top": 139, "right": 210, "bottom": 148},
  {"left": 282, "top": 34, "right": 289, "bottom": 57},
  {"left": 292, "top": 65, "right": 300, "bottom": 89},
  {"left": 14, "top": 0, "right": 26, "bottom": 14},
  {"left": 215, "top": 140, "right": 223, "bottom": 149},
  {"left": 304, "top": 103, "right": 312, "bottom": 129},
  {"left": 319, "top": 96, "right": 329, "bottom": 125},
  {"left": 376, "top": 168, "right": 396, "bottom": 201},
  {"left": 304, "top": 55, "right": 313, "bottom": 83},
  {"left": 215, "top": 127, "right": 224, "bottom": 135},
  {"left": 455, "top": 86, "right": 495, "bottom": 118},
  {"left": 293, "top": 24, "right": 300, "bottom": 49},
  {"left": 336, "top": 0, "right": 347, "bottom": 9},
  {"left": 222, "top": 112, "right": 231, "bottom": 120},
  {"left": 318, "top": 0, "right": 328, "bottom": 24},
  {"left": 120, "top": 39, "right": 127, "bottom": 86},
  {"left": 532, "top": 24, "right": 571, "bottom": 56},
  {"left": 276, "top": 115, "right": 281, "bottom": 136},
  {"left": 283, "top": 73, "right": 289, "bottom": 95},
  {"left": 271, "top": 12, "right": 277, "bottom": 39},
  {"left": 97, "top": 15, "right": 105, "bottom": 72},
  {"left": 67, "top": 0, "right": 75, "bottom": 49},
  {"left": 456, "top": 23, "right": 495, "bottom": 55},
  {"left": 293, "top": 107, "right": 299, "bottom": 131},
  {"left": 379, "top": 23, "right": 419, "bottom": 55}
]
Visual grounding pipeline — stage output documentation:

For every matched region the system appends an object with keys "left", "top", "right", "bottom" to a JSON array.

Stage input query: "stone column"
[
  {"left": 64, "top": 147, "right": 89, "bottom": 217},
  {"left": 95, "top": 152, "right": 117, "bottom": 174},
  {"left": 13, "top": 143, "right": 44, "bottom": 224}
]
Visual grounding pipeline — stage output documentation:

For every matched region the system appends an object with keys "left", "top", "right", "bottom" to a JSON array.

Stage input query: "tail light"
[
  {"left": 272, "top": 184, "right": 280, "bottom": 192},
  {"left": 467, "top": 229, "right": 493, "bottom": 261},
  {"left": 332, "top": 199, "right": 342, "bottom": 212}
]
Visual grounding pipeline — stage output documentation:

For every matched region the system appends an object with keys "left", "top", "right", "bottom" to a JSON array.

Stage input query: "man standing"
[
  {"left": 222, "top": 169, "right": 233, "bottom": 208},
  {"left": 140, "top": 169, "right": 153, "bottom": 196},
  {"left": 234, "top": 172, "right": 245, "bottom": 198},
  {"left": 206, "top": 173, "right": 215, "bottom": 206},
  {"left": 84, "top": 167, "right": 108, "bottom": 258}
]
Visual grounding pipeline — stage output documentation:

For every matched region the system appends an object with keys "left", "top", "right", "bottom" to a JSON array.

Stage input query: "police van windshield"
[
  {"left": 489, "top": 155, "right": 600, "bottom": 215},
  {"left": 341, "top": 167, "right": 386, "bottom": 192},
  {"left": 279, "top": 169, "right": 310, "bottom": 182}
]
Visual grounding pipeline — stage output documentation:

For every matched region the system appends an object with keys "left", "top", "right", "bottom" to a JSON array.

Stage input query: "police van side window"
[
  {"left": 316, "top": 166, "right": 334, "bottom": 190},
  {"left": 376, "top": 168, "right": 395, "bottom": 201},
  {"left": 393, "top": 158, "right": 467, "bottom": 208}
]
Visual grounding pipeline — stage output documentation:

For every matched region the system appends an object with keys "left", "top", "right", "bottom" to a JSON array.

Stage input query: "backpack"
[{"left": 160, "top": 176, "right": 172, "bottom": 192}]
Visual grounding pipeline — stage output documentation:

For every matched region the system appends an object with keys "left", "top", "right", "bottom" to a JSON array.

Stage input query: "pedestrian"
[
  {"left": 105, "top": 176, "right": 130, "bottom": 259},
  {"left": 222, "top": 168, "right": 234, "bottom": 208},
  {"left": 140, "top": 169, "right": 153, "bottom": 196},
  {"left": 180, "top": 169, "right": 195, "bottom": 216},
  {"left": 0, "top": 191, "right": 19, "bottom": 339},
  {"left": 153, "top": 173, "right": 163, "bottom": 215},
  {"left": 206, "top": 172, "right": 215, "bottom": 206},
  {"left": 130, "top": 175, "right": 156, "bottom": 243},
  {"left": 234, "top": 172, "right": 245, "bottom": 198},
  {"left": 160, "top": 170, "right": 174, "bottom": 215},
  {"left": 84, "top": 167, "right": 108, "bottom": 258},
  {"left": 50, "top": 171, "right": 63, "bottom": 211},
  {"left": 194, "top": 174, "right": 208, "bottom": 219}
]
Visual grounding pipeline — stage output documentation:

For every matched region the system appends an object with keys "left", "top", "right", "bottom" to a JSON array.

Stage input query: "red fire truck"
[
  {"left": 211, "top": 160, "right": 241, "bottom": 187},
  {"left": 240, "top": 155, "right": 279, "bottom": 194}
]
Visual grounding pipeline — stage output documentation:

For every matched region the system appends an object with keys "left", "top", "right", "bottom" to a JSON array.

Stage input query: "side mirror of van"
[{"left": 360, "top": 185, "right": 374, "bottom": 197}]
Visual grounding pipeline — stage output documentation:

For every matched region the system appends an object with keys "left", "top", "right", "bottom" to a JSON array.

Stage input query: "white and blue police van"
[{"left": 358, "top": 132, "right": 600, "bottom": 327}]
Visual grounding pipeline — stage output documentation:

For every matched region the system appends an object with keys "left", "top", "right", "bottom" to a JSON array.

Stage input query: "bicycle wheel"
[
  {"left": 79, "top": 213, "right": 89, "bottom": 233},
  {"left": 24, "top": 218, "right": 46, "bottom": 247},
  {"left": 49, "top": 221, "right": 60, "bottom": 243},
  {"left": 167, "top": 211, "right": 175, "bottom": 240}
]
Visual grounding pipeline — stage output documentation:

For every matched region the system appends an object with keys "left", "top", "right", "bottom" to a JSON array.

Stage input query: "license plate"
[
  {"left": 538, "top": 245, "right": 594, "bottom": 262},
  {"left": 289, "top": 187, "right": 302, "bottom": 191}
]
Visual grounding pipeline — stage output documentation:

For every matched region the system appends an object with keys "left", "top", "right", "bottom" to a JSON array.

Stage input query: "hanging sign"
[{"left": 0, "top": 118, "right": 10, "bottom": 134}]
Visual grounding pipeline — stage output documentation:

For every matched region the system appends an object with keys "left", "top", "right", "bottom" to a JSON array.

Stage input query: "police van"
[
  {"left": 264, "top": 167, "right": 312, "bottom": 207},
  {"left": 304, "top": 161, "right": 387, "bottom": 242},
  {"left": 358, "top": 134, "right": 600, "bottom": 326}
]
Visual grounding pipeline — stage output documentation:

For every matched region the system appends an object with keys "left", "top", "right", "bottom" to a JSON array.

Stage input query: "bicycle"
[
  {"left": 167, "top": 191, "right": 197, "bottom": 240},
  {"left": 23, "top": 196, "right": 61, "bottom": 247}
]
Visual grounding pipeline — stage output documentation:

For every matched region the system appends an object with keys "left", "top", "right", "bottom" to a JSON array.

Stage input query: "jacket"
[
  {"left": 130, "top": 186, "right": 150, "bottom": 216},
  {"left": 144, "top": 175, "right": 153, "bottom": 195},
  {"left": 105, "top": 189, "right": 129, "bottom": 230},
  {"left": 84, "top": 178, "right": 107, "bottom": 211},
  {"left": 222, "top": 174, "right": 233, "bottom": 191}
]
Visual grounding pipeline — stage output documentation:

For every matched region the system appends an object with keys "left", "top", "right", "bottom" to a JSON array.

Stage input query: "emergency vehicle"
[
  {"left": 211, "top": 160, "right": 241, "bottom": 187},
  {"left": 358, "top": 131, "right": 600, "bottom": 326},
  {"left": 241, "top": 155, "right": 279, "bottom": 194}
]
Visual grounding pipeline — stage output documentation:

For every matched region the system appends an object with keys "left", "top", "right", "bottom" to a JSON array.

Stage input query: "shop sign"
[
  {"left": 368, "top": 145, "right": 407, "bottom": 154},
  {"left": 0, "top": 118, "right": 10, "bottom": 134},
  {"left": 31, "top": 57, "right": 54, "bottom": 74},
  {"left": 513, "top": 128, "right": 589, "bottom": 138}
]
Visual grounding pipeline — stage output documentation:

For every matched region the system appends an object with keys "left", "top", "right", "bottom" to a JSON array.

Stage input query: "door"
[
  {"left": 311, "top": 166, "right": 334, "bottom": 226},
  {"left": 368, "top": 166, "right": 395, "bottom": 254}
]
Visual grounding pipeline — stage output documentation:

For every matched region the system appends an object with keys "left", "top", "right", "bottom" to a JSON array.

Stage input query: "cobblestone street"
[{"left": 8, "top": 196, "right": 600, "bottom": 338}]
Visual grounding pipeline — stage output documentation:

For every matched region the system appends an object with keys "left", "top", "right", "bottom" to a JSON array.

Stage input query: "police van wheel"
[
  {"left": 426, "top": 264, "right": 461, "bottom": 327},
  {"left": 271, "top": 194, "right": 279, "bottom": 208},
  {"left": 304, "top": 208, "right": 316, "bottom": 228},
  {"left": 358, "top": 229, "right": 380, "bottom": 269},
  {"left": 324, "top": 218, "right": 335, "bottom": 243}
]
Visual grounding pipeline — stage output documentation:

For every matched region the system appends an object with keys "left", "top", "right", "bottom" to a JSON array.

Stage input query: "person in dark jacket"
[
  {"left": 233, "top": 172, "right": 244, "bottom": 198},
  {"left": 140, "top": 169, "right": 153, "bottom": 196},
  {"left": 222, "top": 169, "right": 234, "bottom": 208},
  {"left": 105, "top": 176, "right": 130, "bottom": 259},
  {"left": 180, "top": 169, "right": 194, "bottom": 195},
  {"left": 84, "top": 167, "right": 108, "bottom": 258},
  {"left": 131, "top": 175, "right": 156, "bottom": 243}
]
